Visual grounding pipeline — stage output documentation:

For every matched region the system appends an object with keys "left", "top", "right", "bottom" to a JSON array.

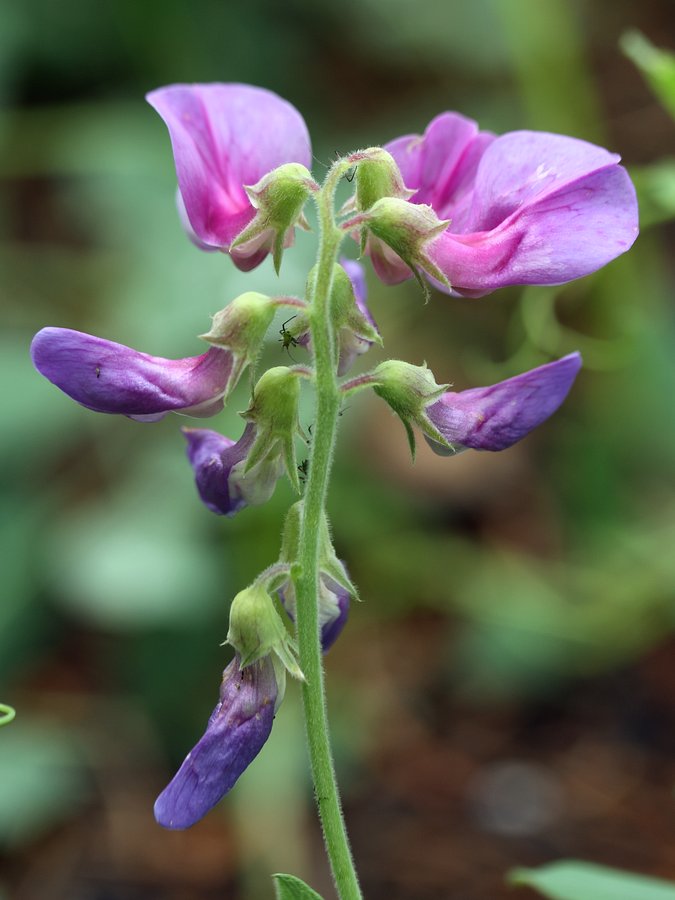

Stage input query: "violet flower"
[
  {"left": 425, "top": 353, "right": 582, "bottom": 453},
  {"left": 154, "top": 654, "right": 281, "bottom": 829},
  {"left": 183, "top": 424, "right": 285, "bottom": 516},
  {"left": 338, "top": 258, "right": 379, "bottom": 376},
  {"left": 31, "top": 328, "right": 233, "bottom": 422},
  {"left": 278, "top": 570, "right": 350, "bottom": 652},
  {"left": 381, "top": 113, "right": 638, "bottom": 297},
  {"left": 146, "top": 84, "right": 312, "bottom": 271}
]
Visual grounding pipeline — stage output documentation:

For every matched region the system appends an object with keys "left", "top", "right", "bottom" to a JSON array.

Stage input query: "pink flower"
[
  {"left": 381, "top": 113, "right": 638, "bottom": 297},
  {"left": 147, "top": 83, "right": 311, "bottom": 271}
]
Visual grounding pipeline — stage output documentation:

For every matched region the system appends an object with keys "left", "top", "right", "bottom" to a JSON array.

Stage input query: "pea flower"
[
  {"left": 183, "top": 424, "right": 285, "bottom": 516},
  {"left": 278, "top": 570, "right": 351, "bottom": 652},
  {"left": 154, "top": 653, "right": 282, "bottom": 830},
  {"left": 30, "top": 328, "right": 234, "bottom": 422},
  {"left": 373, "top": 113, "right": 638, "bottom": 297},
  {"left": 147, "top": 84, "right": 312, "bottom": 271},
  {"left": 425, "top": 352, "right": 583, "bottom": 453}
]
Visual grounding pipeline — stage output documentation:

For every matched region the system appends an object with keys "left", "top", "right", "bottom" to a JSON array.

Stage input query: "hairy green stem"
[{"left": 294, "top": 160, "right": 363, "bottom": 900}]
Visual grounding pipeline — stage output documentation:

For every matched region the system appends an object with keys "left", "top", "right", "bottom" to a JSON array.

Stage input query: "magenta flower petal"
[
  {"left": 154, "top": 655, "right": 278, "bottom": 829},
  {"left": 31, "top": 327, "right": 232, "bottom": 422},
  {"left": 383, "top": 117, "right": 638, "bottom": 297},
  {"left": 146, "top": 84, "right": 311, "bottom": 266},
  {"left": 385, "top": 112, "right": 495, "bottom": 229},
  {"left": 425, "top": 353, "right": 582, "bottom": 452}
]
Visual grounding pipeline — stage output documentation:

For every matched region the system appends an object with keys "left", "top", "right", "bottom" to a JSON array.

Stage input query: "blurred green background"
[{"left": 2, "top": 0, "right": 675, "bottom": 898}]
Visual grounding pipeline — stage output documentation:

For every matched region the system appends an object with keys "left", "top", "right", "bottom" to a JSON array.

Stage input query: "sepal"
[
  {"left": 354, "top": 198, "right": 451, "bottom": 298},
  {"left": 241, "top": 366, "right": 303, "bottom": 493},
  {"left": 371, "top": 359, "right": 451, "bottom": 458},
  {"left": 231, "top": 163, "right": 317, "bottom": 273},
  {"left": 227, "top": 583, "right": 304, "bottom": 681},
  {"left": 199, "top": 291, "right": 277, "bottom": 396},
  {"left": 350, "top": 147, "right": 415, "bottom": 212}
]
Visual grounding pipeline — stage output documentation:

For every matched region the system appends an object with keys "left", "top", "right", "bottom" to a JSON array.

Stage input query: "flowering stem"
[{"left": 294, "top": 160, "right": 362, "bottom": 900}]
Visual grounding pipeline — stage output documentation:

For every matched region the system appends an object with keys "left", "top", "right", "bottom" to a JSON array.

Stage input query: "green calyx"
[
  {"left": 371, "top": 359, "right": 451, "bottom": 459},
  {"left": 241, "top": 366, "right": 302, "bottom": 492},
  {"left": 351, "top": 147, "right": 415, "bottom": 212},
  {"left": 198, "top": 292, "right": 276, "bottom": 400},
  {"left": 279, "top": 502, "right": 359, "bottom": 601},
  {"left": 227, "top": 583, "right": 304, "bottom": 681},
  {"left": 232, "top": 163, "right": 317, "bottom": 273},
  {"left": 363, "top": 198, "right": 451, "bottom": 298}
]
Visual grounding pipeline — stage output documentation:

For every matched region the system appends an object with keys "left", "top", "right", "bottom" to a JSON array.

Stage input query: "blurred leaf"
[
  {"left": 273, "top": 873, "right": 324, "bottom": 900},
  {"left": 0, "top": 705, "right": 16, "bottom": 726},
  {"left": 0, "top": 720, "right": 89, "bottom": 850},
  {"left": 44, "top": 444, "right": 225, "bottom": 630},
  {"left": 630, "top": 160, "right": 675, "bottom": 227},
  {"left": 509, "top": 860, "right": 675, "bottom": 899},
  {"left": 621, "top": 30, "right": 675, "bottom": 121}
]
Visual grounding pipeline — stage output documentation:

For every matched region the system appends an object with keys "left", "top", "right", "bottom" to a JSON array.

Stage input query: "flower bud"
[
  {"left": 372, "top": 359, "right": 451, "bottom": 457},
  {"left": 227, "top": 583, "right": 303, "bottom": 680},
  {"left": 241, "top": 366, "right": 302, "bottom": 492},
  {"left": 350, "top": 147, "right": 415, "bottom": 212},
  {"left": 231, "top": 163, "right": 317, "bottom": 273}
]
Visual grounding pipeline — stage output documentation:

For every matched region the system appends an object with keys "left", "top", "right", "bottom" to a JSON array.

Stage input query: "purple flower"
[
  {"left": 154, "top": 654, "right": 280, "bottom": 829},
  {"left": 337, "top": 258, "right": 379, "bottom": 376},
  {"left": 146, "top": 84, "right": 312, "bottom": 271},
  {"left": 381, "top": 113, "right": 638, "bottom": 297},
  {"left": 425, "top": 353, "right": 582, "bottom": 452},
  {"left": 183, "top": 424, "right": 284, "bottom": 516},
  {"left": 31, "top": 328, "right": 234, "bottom": 422},
  {"left": 278, "top": 570, "right": 350, "bottom": 652}
]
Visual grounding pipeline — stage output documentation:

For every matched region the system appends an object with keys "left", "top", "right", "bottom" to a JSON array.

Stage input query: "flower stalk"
[{"left": 293, "top": 158, "right": 363, "bottom": 900}]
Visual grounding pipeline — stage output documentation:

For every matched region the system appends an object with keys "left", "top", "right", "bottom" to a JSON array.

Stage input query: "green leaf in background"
[
  {"left": 273, "top": 873, "right": 325, "bottom": 900},
  {"left": 621, "top": 30, "right": 675, "bottom": 120},
  {"left": 0, "top": 704, "right": 15, "bottom": 726},
  {"left": 0, "top": 720, "right": 89, "bottom": 850},
  {"left": 509, "top": 861, "right": 675, "bottom": 899},
  {"left": 630, "top": 160, "right": 675, "bottom": 228}
]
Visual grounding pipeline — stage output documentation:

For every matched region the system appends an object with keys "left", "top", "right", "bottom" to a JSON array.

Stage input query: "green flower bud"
[
  {"left": 241, "top": 366, "right": 302, "bottom": 492},
  {"left": 372, "top": 359, "right": 451, "bottom": 458},
  {"left": 231, "top": 163, "right": 317, "bottom": 274},
  {"left": 227, "top": 583, "right": 304, "bottom": 680},
  {"left": 350, "top": 147, "right": 415, "bottom": 212}
]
